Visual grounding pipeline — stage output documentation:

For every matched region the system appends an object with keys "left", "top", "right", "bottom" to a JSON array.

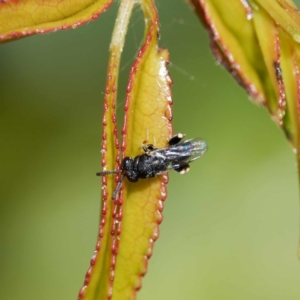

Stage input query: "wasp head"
[{"left": 122, "top": 157, "right": 139, "bottom": 182}]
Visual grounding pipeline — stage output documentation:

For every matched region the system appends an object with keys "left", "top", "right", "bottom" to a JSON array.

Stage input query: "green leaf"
[
  {"left": 191, "top": 0, "right": 300, "bottom": 254},
  {"left": 0, "top": 0, "right": 113, "bottom": 43},
  {"left": 191, "top": 0, "right": 300, "bottom": 142},
  {"left": 78, "top": 1, "right": 173, "bottom": 299}
]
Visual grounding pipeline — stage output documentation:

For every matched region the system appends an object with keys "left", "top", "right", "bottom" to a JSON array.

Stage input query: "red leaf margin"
[
  {"left": 0, "top": 0, "right": 113, "bottom": 43},
  {"left": 78, "top": 0, "right": 173, "bottom": 299}
]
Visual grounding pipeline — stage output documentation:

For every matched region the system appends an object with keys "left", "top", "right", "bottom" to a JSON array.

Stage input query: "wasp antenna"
[
  {"left": 96, "top": 170, "right": 122, "bottom": 176},
  {"left": 112, "top": 174, "right": 126, "bottom": 200}
]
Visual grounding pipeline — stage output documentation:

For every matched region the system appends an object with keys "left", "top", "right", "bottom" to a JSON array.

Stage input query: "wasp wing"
[{"left": 150, "top": 138, "right": 207, "bottom": 172}]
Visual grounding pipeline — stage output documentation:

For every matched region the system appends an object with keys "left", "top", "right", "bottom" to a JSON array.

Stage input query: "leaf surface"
[
  {"left": 0, "top": 0, "right": 112, "bottom": 43},
  {"left": 78, "top": 0, "right": 173, "bottom": 299},
  {"left": 191, "top": 0, "right": 300, "bottom": 253},
  {"left": 116, "top": 3, "right": 173, "bottom": 299},
  {"left": 191, "top": 0, "right": 300, "bottom": 143}
]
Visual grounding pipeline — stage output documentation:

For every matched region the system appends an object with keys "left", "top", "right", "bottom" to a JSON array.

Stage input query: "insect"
[{"left": 96, "top": 133, "right": 207, "bottom": 199}]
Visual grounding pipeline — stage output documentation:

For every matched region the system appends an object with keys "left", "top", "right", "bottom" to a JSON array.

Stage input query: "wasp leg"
[
  {"left": 168, "top": 133, "right": 186, "bottom": 146},
  {"left": 172, "top": 161, "right": 190, "bottom": 175},
  {"left": 142, "top": 142, "right": 155, "bottom": 153}
]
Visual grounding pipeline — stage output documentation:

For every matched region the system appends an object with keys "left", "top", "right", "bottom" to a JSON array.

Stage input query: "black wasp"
[{"left": 96, "top": 133, "right": 207, "bottom": 199}]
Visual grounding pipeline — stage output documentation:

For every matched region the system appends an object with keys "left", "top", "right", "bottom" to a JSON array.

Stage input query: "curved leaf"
[
  {"left": 116, "top": 4, "right": 173, "bottom": 300},
  {"left": 0, "top": 0, "right": 113, "bottom": 43},
  {"left": 190, "top": 0, "right": 300, "bottom": 253},
  {"left": 191, "top": 0, "right": 300, "bottom": 143},
  {"left": 78, "top": 0, "right": 173, "bottom": 299}
]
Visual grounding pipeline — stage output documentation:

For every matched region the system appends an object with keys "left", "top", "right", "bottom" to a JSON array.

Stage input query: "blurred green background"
[{"left": 1, "top": 0, "right": 300, "bottom": 299}]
